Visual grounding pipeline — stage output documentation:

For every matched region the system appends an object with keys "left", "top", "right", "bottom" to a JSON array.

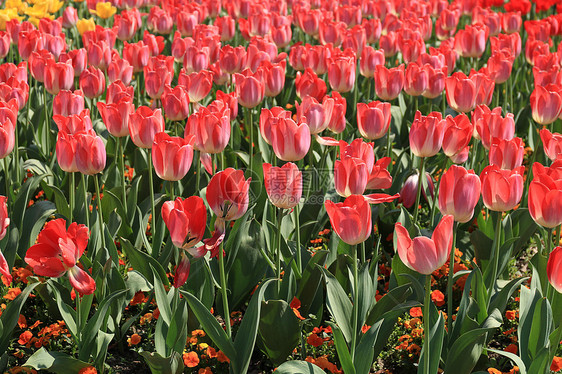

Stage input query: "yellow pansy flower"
[
  {"left": 91, "top": 2, "right": 116, "bottom": 19},
  {"left": 76, "top": 17, "right": 95, "bottom": 35}
]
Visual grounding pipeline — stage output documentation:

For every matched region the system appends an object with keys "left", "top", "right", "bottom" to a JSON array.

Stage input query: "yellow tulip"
[
  {"left": 0, "top": 8, "right": 23, "bottom": 31},
  {"left": 91, "top": 2, "right": 116, "bottom": 19},
  {"left": 5, "top": 0, "right": 27, "bottom": 14},
  {"left": 76, "top": 17, "right": 95, "bottom": 35},
  {"left": 47, "top": 0, "right": 64, "bottom": 13}
]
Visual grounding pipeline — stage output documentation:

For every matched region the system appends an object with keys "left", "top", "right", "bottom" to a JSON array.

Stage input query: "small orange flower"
[
  {"left": 431, "top": 290, "right": 445, "bottom": 307},
  {"left": 307, "top": 333, "right": 324, "bottom": 347},
  {"left": 505, "top": 344, "right": 518, "bottom": 354},
  {"left": 183, "top": 351, "right": 200, "bottom": 368},
  {"left": 289, "top": 297, "right": 306, "bottom": 320},
  {"left": 206, "top": 346, "right": 217, "bottom": 358},
  {"left": 4, "top": 287, "right": 22, "bottom": 300},
  {"left": 505, "top": 310, "right": 518, "bottom": 320},
  {"left": 216, "top": 350, "right": 229, "bottom": 364},
  {"left": 18, "top": 331, "right": 32, "bottom": 346},
  {"left": 198, "top": 368, "right": 212, "bottom": 374},
  {"left": 78, "top": 367, "right": 97, "bottom": 374},
  {"left": 410, "top": 307, "right": 423, "bottom": 317},
  {"left": 551, "top": 356, "right": 562, "bottom": 372},
  {"left": 18, "top": 314, "right": 27, "bottom": 329},
  {"left": 127, "top": 334, "right": 141, "bottom": 346},
  {"left": 487, "top": 368, "right": 502, "bottom": 374}
]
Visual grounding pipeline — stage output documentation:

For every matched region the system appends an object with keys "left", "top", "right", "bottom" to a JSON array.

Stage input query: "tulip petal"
[{"left": 68, "top": 265, "right": 96, "bottom": 295}]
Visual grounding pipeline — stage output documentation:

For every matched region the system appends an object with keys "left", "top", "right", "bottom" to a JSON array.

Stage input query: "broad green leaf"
[
  {"left": 152, "top": 266, "right": 173, "bottom": 326},
  {"left": 275, "top": 360, "right": 325, "bottom": 374},
  {"left": 180, "top": 290, "right": 237, "bottom": 363},
  {"left": 139, "top": 351, "right": 184, "bottom": 374},
  {"left": 258, "top": 299, "right": 301, "bottom": 366},
  {"left": 295, "top": 250, "right": 328, "bottom": 317},
  {"left": 121, "top": 239, "right": 169, "bottom": 286},
  {"left": 417, "top": 312, "right": 445, "bottom": 374},
  {"left": 366, "top": 283, "right": 412, "bottom": 325},
  {"left": 24, "top": 348, "right": 91, "bottom": 373},
  {"left": 485, "top": 348, "right": 527, "bottom": 374},
  {"left": 233, "top": 279, "right": 274, "bottom": 374},
  {"left": 165, "top": 299, "right": 189, "bottom": 355},
  {"left": 320, "top": 266, "right": 353, "bottom": 343},
  {"left": 354, "top": 320, "right": 383, "bottom": 374},
  {"left": 328, "top": 322, "right": 356, "bottom": 374}
]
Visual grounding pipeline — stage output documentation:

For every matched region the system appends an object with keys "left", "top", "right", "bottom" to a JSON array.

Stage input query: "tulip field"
[{"left": 1, "top": 0, "right": 562, "bottom": 373}]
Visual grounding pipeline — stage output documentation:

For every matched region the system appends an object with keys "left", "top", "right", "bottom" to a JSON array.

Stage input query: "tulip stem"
[
  {"left": 489, "top": 212, "right": 503, "bottom": 293},
  {"left": 69, "top": 172, "right": 75, "bottom": 223},
  {"left": 294, "top": 203, "right": 302, "bottom": 274},
  {"left": 423, "top": 274, "right": 432, "bottom": 374},
  {"left": 43, "top": 85, "right": 50, "bottom": 161},
  {"left": 14, "top": 116, "right": 19, "bottom": 186},
  {"left": 360, "top": 241, "right": 366, "bottom": 263},
  {"left": 117, "top": 137, "right": 127, "bottom": 216},
  {"left": 195, "top": 151, "right": 201, "bottom": 192},
  {"left": 276, "top": 207, "right": 283, "bottom": 296},
  {"left": 351, "top": 244, "right": 358, "bottom": 361},
  {"left": 94, "top": 174, "right": 105, "bottom": 251},
  {"left": 81, "top": 174, "right": 89, "bottom": 227},
  {"left": 446, "top": 221, "right": 458, "bottom": 336},
  {"left": 546, "top": 228, "right": 555, "bottom": 301},
  {"left": 169, "top": 182, "right": 174, "bottom": 200},
  {"left": 413, "top": 157, "right": 426, "bottom": 226},
  {"left": 147, "top": 149, "right": 156, "bottom": 255},
  {"left": 246, "top": 108, "right": 254, "bottom": 173},
  {"left": 386, "top": 122, "right": 392, "bottom": 159},
  {"left": 522, "top": 133, "right": 542, "bottom": 207},
  {"left": 218, "top": 243, "right": 231, "bottom": 338}
]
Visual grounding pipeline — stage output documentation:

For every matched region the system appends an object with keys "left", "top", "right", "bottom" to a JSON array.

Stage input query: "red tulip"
[
  {"left": 379, "top": 32, "right": 398, "bottom": 57},
  {"left": 469, "top": 68, "right": 495, "bottom": 107},
  {"left": 113, "top": 12, "right": 138, "bottom": 41},
  {"left": 530, "top": 84, "right": 562, "bottom": 125},
  {"left": 183, "top": 45, "right": 210, "bottom": 73},
  {"left": 439, "top": 166, "right": 481, "bottom": 223},
  {"left": 325, "top": 194, "right": 372, "bottom": 245},
  {"left": 18, "top": 30, "right": 44, "bottom": 61},
  {"left": 106, "top": 80, "right": 134, "bottom": 104},
  {"left": 489, "top": 137, "right": 524, "bottom": 170},
  {"left": 325, "top": 92, "right": 347, "bottom": 134},
  {"left": 540, "top": 129, "right": 562, "bottom": 161},
  {"left": 128, "top": 106, "right": 165, "bottom": 148},
  {"left": 454, "top": 23, "right": 488, "bottom": 58},
  {"left": 359, "top": 46, "right": 385, "bottom": 78},
  {"left": 474, "top": 105, "right": 515, "bottom": 150},
  {"left": 442, "top": 113, "right": 473, "bottom": 159},
  {"left": 547, "top": 246, "right": 562, "bottom": 293},
  {"left": 53, "top": 109, "right": 93, "bottom": 135},
  {"left": 25, "top": 219, "right": 95, "bottom": 295},
  {"left": 295, "top": 68, "right": 327, "bottom": 102},
  {"left": 0, "top": 196, "right": 9, "bottom": 282},
  {"left": 53, "top": 90, "right": 85, "bottom": 117},
  {"left": 374, "top": 64, "right": 405, "bottom": 101},
  {"left": 62, "top": 7, "right": 78, "bottom": 28},
  {"left": 85, "top": 40, "right": 111, "bottom": 71},
  {"left": 147, "top": 7, "right": 173, "bottom": 34},
  {"left": 270, "top": 117, "right": 311, "bottom": 162},
  {"left": 357, "top": 101, "right": 391, "bottom": 140},
  {"left": 234, "top": 68, "right": 265, "bottom": 109},
  {"left": 366, "top": 157, "right": 393, "bottom": 190},
  {"left": 480, "top": 164, "right": 524, "bottom": 212},
  {"left": 486, "top": 50, "right": 515, "bottom": 84},
  {"left": 152, "top": 132, "right": 194, "bottom": 181},
  {"left": 0, "top": 77, "right": 29, "bottom": 111},
  {"left": 500, "top": 12, "right": 521, "bottom": 34},
  {"left": 0, "top": 116, "right": 14, "bottom": 160},
  {"left": 59, "top": 48, "right": 87, "bottom": 77},
  {"left": 144, "top": 55, "right": 174, "bottom": 100},
  {"left": 328, "top": 54, "right": 356, "bottom": 93},
  {"left": 263, "top": 162, "right": 302, "bottom": 209},
  {"left": 97, "top": 97, "right": 133, "bottom": 138},
  {"left": 334, "top": 156, "right": 368, "bottom": 197},
  {"left": 75, "top": 131, "right": 106, "bottom": 175},
  {"left": 421, "top": 64, "right": 447, "bottom": 99},
  {"left": 161, "top": 196, "right": 207, "bottom": 255},
  {"left": 528, "top": 162, "right": 562, "bottom": 228},
  {"left": 123, "top": 41, "right": 150, "bottom": 73},
  {"left": 56, "top": 131, "right": 79, "bottom": 173},
  {"left": 29, "top": 49, "right": 54, "bottom": 83},
  {"left": 206, "top": 168, "right": 251, "bottom": 221},
  {"left": 79, "top": 66, "right": 105, "bottom": 99},
  {"left": 177, "top": 69, "right": 213, "bottom": 103},
  {"left": 184, "top": 106, "right": 230, "bottom": 154},
  {"left": 259, "top": 107, "right": 291, "bottom": 145},
  {"left": 44, "top": 60, "right": 75, "bottom": 95},
  {"left": 107, "top": 56, "right": 133, "bottom": 85},
  {"left": 161, "top": 85, "right": 190, "bottom": 122},
  {"left": 142, "top": 31, "right": 165, "bottom": 57},
  {"left": 394, "top": 215, "right": 454, "bottom": 275},
  {"left": 262, "top": 60, "right": 286, "bottom": 98},
  {"left": 296, "top": 95, "right": 333, "bottom": 135},
  {"left": 445, "top": 71, "right": 477, "bottom": 113},
  {"left": 409, "top": 111, "right": 446, "bottom": 158},
  {"left": 219, "top": 45, "right": 247, "bottom": 74},
  {"left": 404, "top": 62, "right": 429, "bottom": 97},
  {"left": 216, "top": 16, "right": 235, "bottom": 41}
]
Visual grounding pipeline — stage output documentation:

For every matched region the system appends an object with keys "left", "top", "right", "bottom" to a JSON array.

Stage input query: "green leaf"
[
  {"left": 48, "top": 281, "right": 77, "bottom": 339},
  {"left": 444, "top": 326, "right": 498, "bottom": 374},
  {"left": 180, "top": 290, "right": 237, "bottom": 364},
  {"left": 165, "top": 299, "right": 189, "bottom": 355},
  {"left": 275, "top": 360, "right": 326, "bottom": 374},
  {"left": 295, "top": 250, "right": 328, "bottom": 317},
  {"left": 127, "top": 175, "right": 141, "bottom": 224},
  {"left": 18, "top": 200, "right": 56, "bottom": 258},
  {"left": 366, "top": 283, "right": 412, "bottom": 325},
  {"left": 485, "top": 348, "right": 527, "bottom": 374},
  {"left": 356, "top": 263, "right": 374, "bottom": 330},
  {"left": 328, "top": 322, "right": 356, "bottom": 374},
  {"left": 320, "top": 266, "right": 353, "bottom": 343},
  {"left": 42, "top": 183, "right": 70, "bottom": 219},
  {"left": 258, "top": 299, "right": 301, "bottom": 366},
  {"left": 354, "top": 320, "right": 383, "bottom": 374},
  {"left": 139, "top": 351, "right": 184, "bottom": 374},
  {"left": 24, "top": 348, "right": 91, "bottom": 373},
  {"left": 488, "top": 277, "right": 528, "bottom": 315},
  {"left": 152, "top": 266, "right": 173, "bottom": 326},
  {"left": 0, "top": 282, "right": 39, "bottom": 353},
  {"left": 121, "top": 239, "right": 169, "bottom": 286},
  {"left": 233, "top": 279, "right": 274, "bottom": 374},
  {"left": 418, "top": 312, "right": 445, "bottom": 374}
]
